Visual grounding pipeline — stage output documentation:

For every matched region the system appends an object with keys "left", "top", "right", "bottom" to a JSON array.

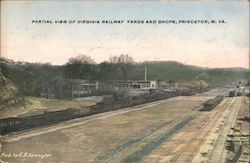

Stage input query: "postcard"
[{"left": 0, "top": 0, "right": 249, "bottom": 162}]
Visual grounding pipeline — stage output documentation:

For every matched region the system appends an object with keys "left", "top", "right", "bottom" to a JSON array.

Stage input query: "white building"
[{"left": 112, "top": 80, "right": 157, "bottom": 90}]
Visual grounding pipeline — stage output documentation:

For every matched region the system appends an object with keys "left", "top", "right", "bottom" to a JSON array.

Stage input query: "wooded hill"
[{"left": 0, "top": 56, "right": 249, "bottom": 96}]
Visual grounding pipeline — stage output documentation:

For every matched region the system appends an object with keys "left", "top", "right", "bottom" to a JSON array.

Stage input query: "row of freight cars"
[
  {"left": 0, "top": 89, "right": 202, "bottom": 135},
  {"left": 229, "top": 87, "right": 249, "bottom": 97}
]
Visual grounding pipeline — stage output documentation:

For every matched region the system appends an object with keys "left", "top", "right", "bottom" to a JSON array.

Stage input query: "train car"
[
  {"left": 200, "top": 95, "right": 223, "bottom": 111},
  {"left": 0, "top": 117, "right": 23, "bottom": 134},
  {"left": 0, "top": 108, "right": 88, "bottom": 135},
  {"left": 229, "top": 90, "right": 236, "bottom": 97}
]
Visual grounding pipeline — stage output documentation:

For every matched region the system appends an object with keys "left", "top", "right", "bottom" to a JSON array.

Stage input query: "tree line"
[
  {"left": 64, "top": 54, "right": 134, "bottom": 80},
  {"left": 0, "top": 54, "right": 136, "bottom": 96},
  {"left": 0, "top": 54, "right": 249, "bottom": 96}
]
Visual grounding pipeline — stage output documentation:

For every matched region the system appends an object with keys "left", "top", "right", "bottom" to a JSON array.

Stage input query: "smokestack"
[{"left": 145, "top": 66, "right": 147, "bottom": 81}]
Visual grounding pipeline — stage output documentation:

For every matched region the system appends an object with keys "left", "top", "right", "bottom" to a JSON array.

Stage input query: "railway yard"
[{"left": 0, "top": 88, "right": 249, "bottom": 163}]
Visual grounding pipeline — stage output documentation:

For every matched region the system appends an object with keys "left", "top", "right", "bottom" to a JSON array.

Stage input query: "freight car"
[
  {"left": 199, "top": 95, "right": 223, "bottom": 111},
  {"left": 0, "top": 108, "right": 92, "bottom": 134},
  {"left": 229, "top": 90, "right": 236, "bottom": 97}
]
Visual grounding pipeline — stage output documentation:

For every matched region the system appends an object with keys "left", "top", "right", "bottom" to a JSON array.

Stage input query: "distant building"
[
  {"left": 114, "top": 80, "right": 157, "bottom": 89},
  {"left": 97, "top": 67, "right": 155, "bottom": 91},
  {"left": 97, "top": 80, "right": 158, "bottom": 97},
  {"left": 40, "top": 79, "right": 98, "bottom": 99},
  {"left": 99, "top": 80, "right": 157, "bottom": 90}
]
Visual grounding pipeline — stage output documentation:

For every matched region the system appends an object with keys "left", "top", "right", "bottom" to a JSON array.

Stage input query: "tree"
[
  {"left": 193, "top": 80, "right": 209, "bottom": 90},
  {"left": 98, "top": 61, "right": 114, "bottom": 80},
  {"left": 108, "top": 54, "right": 134, "bottom": 79},
  {"left": 64, "top": 55, "right": 96, "bottom": 79}
]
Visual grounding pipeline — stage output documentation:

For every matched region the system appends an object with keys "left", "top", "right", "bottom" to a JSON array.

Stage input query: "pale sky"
[{"left": 1, "top": 0, "right": 249, "bottom": 68}]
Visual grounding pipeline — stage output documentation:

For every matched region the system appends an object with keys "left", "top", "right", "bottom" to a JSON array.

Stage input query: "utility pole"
[{"left": 145, "top": 66, "right": 147, "bottom": 81}]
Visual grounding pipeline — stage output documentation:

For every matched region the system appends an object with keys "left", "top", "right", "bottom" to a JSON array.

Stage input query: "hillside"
[
  {"left": 128, "top": 61, "right": 204, "bottom": 81},
  {"left": 0, "top": 57, "right": 249, "bottom": 96},
  {"left": 127, "top": 61, "right": 249, "bottom": 86},
  {"left": 0, "top": 72, "right": 23, "bottom": 110}
]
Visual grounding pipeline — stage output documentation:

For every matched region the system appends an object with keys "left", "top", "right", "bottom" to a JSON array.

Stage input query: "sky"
[{"left": 1, "top": 0, "right": 249, "bottom": 68}]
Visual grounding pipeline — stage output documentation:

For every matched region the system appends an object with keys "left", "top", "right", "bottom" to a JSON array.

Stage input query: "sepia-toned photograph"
[{"left": 0, "top": 0, "right": 249, "bottom": 162}]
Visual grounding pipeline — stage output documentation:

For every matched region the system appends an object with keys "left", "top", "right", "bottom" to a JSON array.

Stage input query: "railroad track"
[
  {"left": 140, "top": 98, "right": 236, "bottom": 163},
  {"left": 94, "top": 98, "right": 237, "bottom": 163},
  {"left": 208, "top": 97, "right": 241, "bottom": 163},
  {"left": 0, "top": 97, "right": 182, "bottom": 143},
  {"left": 165, "top": 98, "right": 237, "bottom": 163},
  {"left": 94, "top": 101, "right": 208, "bottom": 163}
]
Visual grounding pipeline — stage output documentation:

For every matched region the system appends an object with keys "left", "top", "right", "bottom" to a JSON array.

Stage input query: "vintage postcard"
[{"left": 0, "top": 0, "right": 249, "bottom": 162}]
